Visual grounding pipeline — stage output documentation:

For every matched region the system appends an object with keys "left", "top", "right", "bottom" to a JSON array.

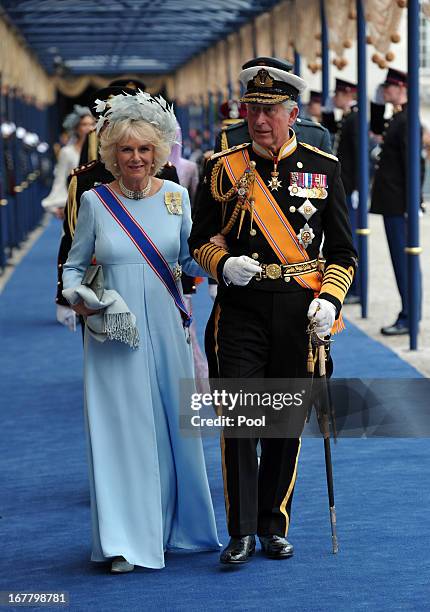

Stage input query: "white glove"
[
  {"left": 56, "top": 304, "right": 77, "bottom": 332},
  {"left": 351, "top": 190, "right": 359, "bottom": 210},
  {"left": 208, "top": 283, "right": 218, "bottom": 301},
  {"left": 307, "top": 298, "right": 337, "bottom": 339},
  {"left": 223, "top": 256, "right": 262, "bottom": 286}
]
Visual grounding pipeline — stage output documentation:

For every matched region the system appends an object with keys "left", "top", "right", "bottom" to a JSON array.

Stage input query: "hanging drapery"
[
  {"left": 53, "top": 74, "right": 168, "bottom": 98},
  {"left": 294, "top": 0, "right": 321, "bottom": 68},
  {"left": 214, "top": 39, "right": 229, "bottom": 98},
  {"left": 226, "top": 32, "right": 242, "bottom": 97},
  {"left": 0, "top": 16, "right": 55, "bottom": 105},
  {"left": 326, "top": 0, "right": 356, "bottom": 59},
  {"left": 239, "top": 22, "right": 255, "bottom": 67},
  {"left": 255, "top": 12, "right": 273, "bottom": 57},
  {"left": 272, "top": 0, "right": 295, "bottom": 62},
  {"left": 366, "top": 0, "right": 404, "bottom": 59}
]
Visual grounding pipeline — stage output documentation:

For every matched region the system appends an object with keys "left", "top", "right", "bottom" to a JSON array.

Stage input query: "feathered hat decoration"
[{"left": 94, "top": 90, "right": 177, "bottom": 147}]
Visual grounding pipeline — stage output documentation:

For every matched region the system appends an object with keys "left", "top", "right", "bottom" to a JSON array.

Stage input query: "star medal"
[
  {"left": 297, "top": 223, "right": 315, "bottom": 249},
  {"left": 297, "top": 199, "right": 317, "bottom": 221}
]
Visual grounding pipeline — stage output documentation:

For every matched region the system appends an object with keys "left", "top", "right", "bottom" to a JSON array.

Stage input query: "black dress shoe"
[
  {"left": 259, "top": 535, "right": 294, "bottom": 559},
  {"left": 220, "top": 536, "right": 256, "bottom": 564},
  {"left": 380, "top": 321, "right": 409, "bottom": 336}
]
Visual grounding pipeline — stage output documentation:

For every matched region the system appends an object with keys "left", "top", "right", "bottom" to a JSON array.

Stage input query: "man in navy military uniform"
[
  {"left": 215, "top": 58, "right": 332, "bottom": 155},
  {"left": 370, "top": 68, "right": 423, "bottom": 335},
  {"left": 189, "top": 58, "right": 356, "bottom": 565}
]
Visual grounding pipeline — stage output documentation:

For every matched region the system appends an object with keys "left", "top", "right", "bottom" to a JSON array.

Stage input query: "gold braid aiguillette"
[
  {"left": 211, "top": 157, "right": 257, "bottom": 238},
  {"left": 210, "top": 159, "right": 236, "bottom": 203}
]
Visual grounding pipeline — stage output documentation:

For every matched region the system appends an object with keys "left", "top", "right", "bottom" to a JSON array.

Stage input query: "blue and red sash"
[{"left": 92, "top": 184, "right": 191, "bottom": 327}]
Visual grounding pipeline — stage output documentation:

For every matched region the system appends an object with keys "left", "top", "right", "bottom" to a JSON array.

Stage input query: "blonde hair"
[{"left": 99, "top": 119, "right": 171, "bottom": 177}]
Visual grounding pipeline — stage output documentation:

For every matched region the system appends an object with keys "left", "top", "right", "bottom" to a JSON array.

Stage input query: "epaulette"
[
  {"left": 210, "top": 142, "right": 251, "bottom": 161},
  {"left": 299, "top": 142, "right": 338, "bottom": 162},
  {"left": 71, "top": 160, "right": 98, "bottom": 176},
  {"left": 225, "top": 119, "right": 246, "bottom": 133},
  {"left": 296, "top": 117, "right": 326, "bottom": 131}
]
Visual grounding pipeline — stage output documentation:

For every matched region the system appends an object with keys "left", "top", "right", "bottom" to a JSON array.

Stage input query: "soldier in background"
[
  {"left": 303, "top": 90, "right": 323, "bottom": 123},
  {"left": 370, "top": 68, "right": 424, "bottom": 336},
  {"left": 322, "top": 79, "right": 360, "bottom": 303}
]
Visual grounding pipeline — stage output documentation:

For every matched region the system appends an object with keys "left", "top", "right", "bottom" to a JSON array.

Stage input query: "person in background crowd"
[
  {"left": 304, "top": 90, "right": 323, "bottom": 123},
  {"left": 169, "top": 124, "right": 208, "bottom": 388},
  {"left": 42, "top": 105, "right": 94, "bottom": 219},
  {"left": 169, "top": 124, "right": 199, "bottom": 203},
  {"left": 370, "top": 68, "right": 424, "bottom": 336},
  {"left": 52, "top": 129, "right": 71, "bottom": 161}
]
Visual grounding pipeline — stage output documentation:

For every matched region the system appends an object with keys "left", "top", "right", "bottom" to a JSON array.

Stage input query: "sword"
[{"left": 306, "top": 316, "right": 339, "bottom": 554}]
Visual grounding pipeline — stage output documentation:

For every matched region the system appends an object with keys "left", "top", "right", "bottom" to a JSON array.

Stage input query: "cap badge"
[{"left": 253, "top": 69, "right": 274, "bottom": 89}]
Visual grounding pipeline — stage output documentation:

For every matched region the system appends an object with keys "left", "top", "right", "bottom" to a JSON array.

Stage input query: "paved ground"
[{"left": 344, "top": 209, "right": 429, "bottom": 376}]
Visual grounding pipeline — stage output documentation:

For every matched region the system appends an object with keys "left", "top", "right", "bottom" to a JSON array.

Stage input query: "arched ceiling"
[{"left": 1, "top": 0, "right": 282, "bottom": 75}]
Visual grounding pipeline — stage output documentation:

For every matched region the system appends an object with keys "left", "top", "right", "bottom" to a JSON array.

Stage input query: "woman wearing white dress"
[
  {"left": 62, "top": 92, "right": 219, "bottom": 573},
  {"left": 42, "top": 105, "right": 94, "bottom": 218}
]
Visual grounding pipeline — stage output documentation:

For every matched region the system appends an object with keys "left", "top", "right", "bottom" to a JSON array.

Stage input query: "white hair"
[
  {"left": 282, "top": 100, "right": 298, "bottom": 113},
  {"left": 99, "top": 119, "right": 171, "bottom": 177}
]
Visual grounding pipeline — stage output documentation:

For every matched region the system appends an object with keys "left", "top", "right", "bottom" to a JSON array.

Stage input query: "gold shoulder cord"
[
  {"left": 209, "top": 158, "right": 257, "bottom": 237},
  {"left": 87, "top": 130, "right": 98, "bottom": 162},
  {"left": 67, "top": 175, "right": 78, "bottom": 239},
  {"left": 210, "top": 159, "right": 237, "bottom": 203},
  {"left": 210, "top": 158, "right": 241, "bottom": 231}
]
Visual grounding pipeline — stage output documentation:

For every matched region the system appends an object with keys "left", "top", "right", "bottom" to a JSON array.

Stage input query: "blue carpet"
[{"left": 1, "top": 219, "right": 429, "bottom": 611}]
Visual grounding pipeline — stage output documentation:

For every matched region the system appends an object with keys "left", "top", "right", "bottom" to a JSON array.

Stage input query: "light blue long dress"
[{"left": 63, "top": 180, "right": 220, "bottom": 569}]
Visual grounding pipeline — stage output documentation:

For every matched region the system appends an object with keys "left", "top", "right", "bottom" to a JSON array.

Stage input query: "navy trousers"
[
  {"left": 383, "top": 215, "right": 422, "bottom": 324},
  {"left": 346, "top": 194, "right": 359, "bottom": 297}
]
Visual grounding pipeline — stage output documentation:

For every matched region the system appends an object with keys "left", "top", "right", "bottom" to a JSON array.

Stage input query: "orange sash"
[{"left": 222, "top": 148, "right": 322, "bottom": 292}]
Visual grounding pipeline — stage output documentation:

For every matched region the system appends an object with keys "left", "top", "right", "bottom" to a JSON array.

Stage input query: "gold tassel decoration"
[
  {"left": 318, "top": 344, "right": 326, "bottom": 377},
  {"left": 307, "top": 334, "right": 315, "bottom": 374},
  {"left": 87, "top": 130, "right": 98, "bottom": 162},
  {"left": 236, "top": 204, "right": 246, "bottom": 238},
  {"left": 67, "top": 175, "right": 78, "bottom": 239}
]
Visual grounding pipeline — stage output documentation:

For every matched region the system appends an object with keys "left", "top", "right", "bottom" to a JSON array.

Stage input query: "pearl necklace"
[{"left": 119, "top": 176, "right": 152, "bottom": 200}]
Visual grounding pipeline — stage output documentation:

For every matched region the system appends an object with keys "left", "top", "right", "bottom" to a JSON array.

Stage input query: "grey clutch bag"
[{"left": 81, "top": 264, "right": 104, "bottom": 300}]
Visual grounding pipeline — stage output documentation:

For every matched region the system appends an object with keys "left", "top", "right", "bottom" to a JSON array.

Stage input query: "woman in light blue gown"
[{"left": 62, "top": 92, "right": 220, "bottom": 573}]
